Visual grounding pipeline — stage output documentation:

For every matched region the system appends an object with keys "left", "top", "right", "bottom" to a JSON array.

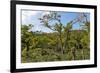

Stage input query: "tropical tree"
[{"left": 39, "top": 12, "right": 64, "bottom": 57}]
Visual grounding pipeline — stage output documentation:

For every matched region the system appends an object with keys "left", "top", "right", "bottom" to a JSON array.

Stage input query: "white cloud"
[
  {"left": 22, "top": 11, "right": 40, "bottom": 21},
  {"left": 21, "top": 10, "right": 55, "bottom": 33},
  {"left": 42, "top": 11, "right": 51, "bottom": 17}
]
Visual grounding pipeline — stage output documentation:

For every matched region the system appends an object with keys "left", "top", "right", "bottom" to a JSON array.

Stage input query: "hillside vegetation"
[{"left": 21, "top": 12, "right": 90, "bottom": 63}]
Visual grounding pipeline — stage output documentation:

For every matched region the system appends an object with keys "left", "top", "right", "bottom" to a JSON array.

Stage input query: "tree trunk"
[
  {"left": 81, "top": 49, "right": 84, "bottom": 59},
  {"left": 26, "top": 42, "right": 30, "bottom": 62},
  {"left": 71, "top": 47, "right": 76, "bottom": 60}
]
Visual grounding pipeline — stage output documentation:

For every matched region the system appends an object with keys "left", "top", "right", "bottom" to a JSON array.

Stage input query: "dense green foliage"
[{"left": 21, "top": 12, "right": 90, "bottom": 63}]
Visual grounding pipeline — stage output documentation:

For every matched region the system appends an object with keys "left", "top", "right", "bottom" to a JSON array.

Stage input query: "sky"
[{"left": 21, "top": 10, "right": 90, "bottom": 33}]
